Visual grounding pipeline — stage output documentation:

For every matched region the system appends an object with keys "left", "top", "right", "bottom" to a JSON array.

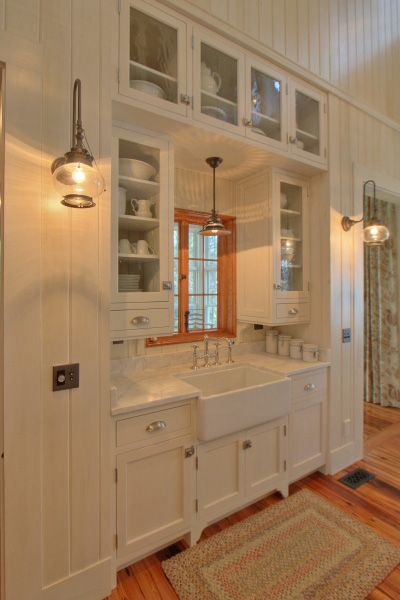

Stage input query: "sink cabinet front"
[{"left": 197, "top": 417, "right": 288, "bottom": 527}]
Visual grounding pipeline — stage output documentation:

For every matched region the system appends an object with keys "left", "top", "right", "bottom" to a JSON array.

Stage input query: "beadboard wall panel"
[{"left": 170, "top": 0, "right": 400, "bottom": 123}]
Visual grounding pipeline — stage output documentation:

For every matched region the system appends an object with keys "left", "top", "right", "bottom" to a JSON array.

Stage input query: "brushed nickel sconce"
[
  {"left": 51, "top": 79, "right": 105, "bottom": 208},
  {"left": 341, "top": 179, "right": 390, "bottom": 246}
]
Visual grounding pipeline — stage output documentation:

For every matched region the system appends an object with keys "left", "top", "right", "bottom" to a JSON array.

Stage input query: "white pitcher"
[
  {"left": 201, "top": 62, "right": 222, "bottom": 95},
  {"left": 131, "top": 198, "right": 154, "bottom": 218}
]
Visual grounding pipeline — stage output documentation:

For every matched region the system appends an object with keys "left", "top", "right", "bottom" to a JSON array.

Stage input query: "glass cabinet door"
[
  {"left": 289, "top": 81, "right": 326, "bottom": 164},
  {"left": 119, "top": 0, "right": 188, "bottom": 116},
  {"left": 245, "top": 59, "right": 287, "bottom": 150},
  {"left": 111, "top": 126, "right": 172, "bottom": 304},
  {"left": 193, "top": 29, "right": 245, "bottom": 133},
  {"left": 275, "top": 176, "right": 309, "bottom": 299}
]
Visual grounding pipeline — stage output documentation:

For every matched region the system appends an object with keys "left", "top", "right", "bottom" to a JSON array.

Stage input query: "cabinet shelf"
[
  {"left": 119, "top": 215, "right": 159, "bottom": 232},
  {"left": 281, "top": 263, "right": 302, "bottom": 268},
  {"left": 119, "top": 175, "right": 159, "bottom": 198},
  {"left": 201, "top": 90, "right": 237, "bottom": 107},
  {"left": 281, "top": 236, "right": 301, "bottom": 242},
  {"left": 118, "top": 253, "right": 159, "bottom": 262},
  {"left": 129, "top": 60, "right": 177, "bottom": 83},
  {"left": 296, "top": 128, "right": 318, "bottom": 141},
  {"left": 280, "top": 208, "right": 301, "bottom": 216},
  {"left": 251, "top": 110, "right": 279, "bottom": 126}
]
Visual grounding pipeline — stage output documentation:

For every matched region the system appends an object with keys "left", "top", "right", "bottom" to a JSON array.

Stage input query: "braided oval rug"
[{"left": 162, "top": 489, "right": 400, "bottom": 600}]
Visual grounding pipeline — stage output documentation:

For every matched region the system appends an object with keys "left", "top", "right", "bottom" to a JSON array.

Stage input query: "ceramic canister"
[
  {"left": 266, "top": 329, "right": 279, "bottom": 354},
  {"left": 289, "top": 339, "right": 304, "bottom": 360},
  {"left": 303, "top": 343, "right": 319, "bottom": 363},
  {"left": 278, "top": 334, "right": 291, "bottom": 357}
]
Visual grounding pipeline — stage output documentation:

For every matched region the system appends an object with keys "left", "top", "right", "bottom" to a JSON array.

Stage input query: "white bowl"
[
  {"left": 119, "top": 158, "right": 157, "bottom": 181},
  {"left": 130, "top": 80, "right": 166, "bottom": 99}
]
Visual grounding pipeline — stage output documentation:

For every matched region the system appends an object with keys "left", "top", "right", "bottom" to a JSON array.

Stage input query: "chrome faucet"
[{"left": 191, "top": 336, "right": 235, "bottom": 369}]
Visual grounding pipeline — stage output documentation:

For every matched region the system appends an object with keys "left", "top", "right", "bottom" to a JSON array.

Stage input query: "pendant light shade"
[
  {"left": 51, "top": 79, "right": 105, "bottom": 208},
  {"left": 341, "top": 179, "right": 390, "bottom": 246},
  {"left": 199, "top": 157, "right": 231, "bottom": 237}
]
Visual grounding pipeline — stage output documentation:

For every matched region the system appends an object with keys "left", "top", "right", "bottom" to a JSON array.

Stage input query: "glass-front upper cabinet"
[
  {"left": 119, "top": 0, "right": 189, "bottom": 116},
  {"left": 111, "top": 125, "right": 173, "bottom": 306},
  {"left": 244, "top": 58, "right": 287, "bottom": 151},
  {"left": 273, "top": 173, "right": 309, "bottom": 300},
  {"left": 193, "top": 28, "right": 245, "bottom": 134},
  {"left": 289, "top": 80, "right": 327, "bottom": 164}
]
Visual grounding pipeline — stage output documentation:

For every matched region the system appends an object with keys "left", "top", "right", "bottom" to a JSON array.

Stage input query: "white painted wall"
[{"left": 1, "top": 1, "right": 112, "bottom": 599}]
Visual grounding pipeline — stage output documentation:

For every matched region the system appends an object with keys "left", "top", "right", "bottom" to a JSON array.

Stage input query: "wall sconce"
[
  {"left": 51, "top": 79, "right": 105, "bottom": 208},
  {"left": 341, "top": 179, "right": 390, "bottom": 246}
]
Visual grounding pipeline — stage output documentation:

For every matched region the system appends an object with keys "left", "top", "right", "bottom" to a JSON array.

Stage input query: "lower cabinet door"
[
  {"left": 116, "top": 436, "right": 194, "bottom": 565},
  {"left": 197, "top": 432, "right": 245, "bottom": 524},
  {"left": 289, "top": 395, "right": 326, "bottom": 482},
  {"left": 244, "top": 418, "right": 287, "bottom": 501}
]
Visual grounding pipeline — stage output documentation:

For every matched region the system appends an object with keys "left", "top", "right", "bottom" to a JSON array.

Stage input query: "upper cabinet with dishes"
[{"left": 116, "top": 0, "right": 328, "bottom": 169}]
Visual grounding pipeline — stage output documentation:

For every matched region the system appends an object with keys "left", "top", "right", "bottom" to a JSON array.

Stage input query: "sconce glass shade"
[
  {"left": 52, "top": 157, "right": 104, "bottom": 208},
  {"left": 363, "top": 218, "right": 390, "bottom": 246}
]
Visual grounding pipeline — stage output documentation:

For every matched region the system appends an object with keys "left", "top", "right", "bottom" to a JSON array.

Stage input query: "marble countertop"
[{"left": 111, "top": 352, "right": 330, "bottom": 416}]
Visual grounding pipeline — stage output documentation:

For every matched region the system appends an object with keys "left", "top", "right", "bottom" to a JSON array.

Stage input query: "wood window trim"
[{"left": 146, "top": 208, "right": 236, "bottom": 347}]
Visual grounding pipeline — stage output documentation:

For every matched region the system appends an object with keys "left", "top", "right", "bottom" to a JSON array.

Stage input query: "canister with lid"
[
  {"left": 266, "top": 329, "right": 279, "bottom": 354},
  {"left": 289, "top": 339, "right": 304, "bottom": 360},
  {"left": 278, "top": 334, "right": 291, "bottom": 356}
]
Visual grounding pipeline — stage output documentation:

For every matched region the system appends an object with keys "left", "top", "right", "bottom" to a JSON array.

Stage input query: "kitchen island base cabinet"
[
  {"left": 116, "top": 435, "right": 195, "bottom": 567},
  {"left": 196, "top": 417, "right": 288, "bottom": 534}
]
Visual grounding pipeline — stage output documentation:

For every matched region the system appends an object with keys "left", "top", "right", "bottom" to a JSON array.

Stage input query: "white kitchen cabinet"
[
  {"left": 116, "top": 435, "right": 195, "bottom": 565},
  {"left": 237, "top": 169, "right": 310, "bottom": 326},
  {"left": 111, "top": 124, "right": 174, "bottom": 339},
  {"left": 192, "top": 27, "right": 245, "bottom": 135},
  {"left": 118, "top": 0, "right": 190, "bottom": 117},
  {"left": 288, "top": 80, "right": 327, "bottom": 165},
  {"left": 197, "top": 417, "right": 288, "bottom": 528},
  {"left": 289, "top": 368, "right": 328, "bottom": 482},
  {"left": 244, "top": 57, "right": 288, "bottom": 152}
]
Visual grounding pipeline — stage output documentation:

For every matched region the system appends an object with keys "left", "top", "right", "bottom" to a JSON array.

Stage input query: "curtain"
[{"left": 364, "top": 195, "right": 400, "bottom": 406}]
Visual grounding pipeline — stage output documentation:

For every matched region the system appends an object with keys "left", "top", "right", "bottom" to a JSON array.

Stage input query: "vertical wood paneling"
[
  {"left": 244, "top": 0, "right": 259, "bottom": 39},
  {"left": 347, "top": 0, "right": 357, "bottom": 96},
  {"left": 272, "top": 0, "right": 285, "bottom": 55},
  {"left": 318, "top": 0, "right": 330, "bottom": 80},
  {"left": 227, "top": 0, "right": 244, "bottom": 30},
  {"left": 308, "top": 0, "right": 319, "bottom": 75},
  {"left": 329, "top": 0, "right": 340, "bottom": 86},
  {"left": 41, "top": 0, "right": 72, "bottom": 585},
  {"left": 4, "top": 0, "right": 41, "bottom": 42},
  {"left": 210, "top": 0, "right": 228, "bottom": 21},
  {"left": 285, "top": 0, "right": 298, "bottom": 62},
  {"left": 297, "top": 0, "right": 309, "bottom": 69},
  {"left": 259, "top": 0, "right": 273, "bottom": 47},
  {"left": 338, "top": 0, "right": 349, "bottom": 91},
  {"left": 355, "top": 0, "right": 365, "bottom": 100},
  {"left": 363, "top": 0, "right": 373, "bottom": 111}
]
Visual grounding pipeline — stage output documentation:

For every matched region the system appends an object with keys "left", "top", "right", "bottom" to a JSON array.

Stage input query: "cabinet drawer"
[
  {"left": 292, "top": 369, "right": 327, "bottom": 401},
  {"left": 275, "top": 302, "right": 310, "bottom": 321},
  {"left": 111, "top": 307, "right": 170, "bottom": 332},
  {"left": 116, "top": 404, "right": 192, "bottom": 448}
]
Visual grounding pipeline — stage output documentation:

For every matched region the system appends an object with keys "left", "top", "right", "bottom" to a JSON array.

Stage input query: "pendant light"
[
  {"left": 341, "top": 179, "right": 390, "bottom": 246},
  {"left": 51, "top": 79, "right": 105, "bottom": 208},
  {"left": 199, "top": 157, "right": 231, "bottom": 237}
]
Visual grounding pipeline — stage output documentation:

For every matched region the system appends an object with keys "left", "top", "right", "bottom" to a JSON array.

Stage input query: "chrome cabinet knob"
[
  {"left": 304, "top": 383, "right": 316, "bottom": 392},
  {"left": 146, "top": 420, "right": 167, "bottom": 433}
]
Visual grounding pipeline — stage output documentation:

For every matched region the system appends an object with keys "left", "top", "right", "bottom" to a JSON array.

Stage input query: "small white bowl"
[
  {"left": 119, "top": 158, "right": 157, "bottom": 181},
  {"left": 130, "top": 80, "right": 166, "bottom": 99}
]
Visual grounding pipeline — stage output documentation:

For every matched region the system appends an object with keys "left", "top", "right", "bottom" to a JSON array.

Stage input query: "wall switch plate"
[
  {"left": 342, "top": 328, "right": 351, "bottom": 343},
  {"left": 52, "top": 363, "right": 80, "bottom": 391}
]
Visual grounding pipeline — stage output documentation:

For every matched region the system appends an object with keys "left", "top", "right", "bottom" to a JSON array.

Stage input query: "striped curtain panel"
[{"left": 364, "top": 195, "right": 400, "bottom": 407}]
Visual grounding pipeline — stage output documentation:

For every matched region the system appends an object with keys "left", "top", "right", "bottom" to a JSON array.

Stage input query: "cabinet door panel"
[
  {"left": 197, "top": 433, "right": 245, "bottom": 523},
  {"left": 116, "top": 437, "right": 193, "bottom": 563},
  {"left": 289, "top": 395, "right": 326, "bottom": 482},
  {"left": 245, "top": 419, "right": 286, "bottom": 501},
  {"left": 289, "top": 80, "right": 327, "bottom": 165},
  {"left": 119, "top": 0, "right": 189, "bottom": 117}
]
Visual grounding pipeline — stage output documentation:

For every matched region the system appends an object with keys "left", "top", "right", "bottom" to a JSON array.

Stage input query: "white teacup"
[
  {"left": 137, "top": 239, "right": 154, "bottom": 255},
  {"left": 119, "top": 187, "right": 127, "bottom": 215}
]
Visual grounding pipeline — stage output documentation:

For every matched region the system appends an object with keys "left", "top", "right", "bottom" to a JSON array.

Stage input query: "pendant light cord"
[{"left": 212, "top": 164, "right": 216, "bottom": 216}]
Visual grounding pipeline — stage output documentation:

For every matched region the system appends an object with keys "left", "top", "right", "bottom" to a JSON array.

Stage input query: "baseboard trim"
[
  {"left": 43, "top": 557, "right": 112, "bottom": 600},
  {"left": 327, "top": 441, "right": 361, "bottom": 475}
]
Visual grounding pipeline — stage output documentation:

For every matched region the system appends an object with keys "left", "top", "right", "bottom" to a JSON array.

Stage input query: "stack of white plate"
[{"left": 119, "top": 274, "right": 143, "bottom": 292}]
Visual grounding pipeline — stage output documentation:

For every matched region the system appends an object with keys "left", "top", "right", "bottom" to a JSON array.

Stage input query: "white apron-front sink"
[{"left": 178, "top": 364, "right": 290, "bottom": 441}]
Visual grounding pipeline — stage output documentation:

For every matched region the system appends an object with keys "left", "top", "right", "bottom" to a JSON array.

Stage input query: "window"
[{"left": 147, "top": 209, "right": 236, "bottom": 345}]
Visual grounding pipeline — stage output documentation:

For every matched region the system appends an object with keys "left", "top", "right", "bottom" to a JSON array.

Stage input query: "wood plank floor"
[{"left": 106, "top": 405, "right": 400, "bottom": 600}]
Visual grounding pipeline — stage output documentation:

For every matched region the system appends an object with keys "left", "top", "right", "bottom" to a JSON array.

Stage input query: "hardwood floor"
[{"left": 106, "top": 405, "right": 400, "bottom": 600}]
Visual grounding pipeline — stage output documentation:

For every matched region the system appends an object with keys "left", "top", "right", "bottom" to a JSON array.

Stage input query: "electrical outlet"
[{"left": 52, "top": 363, "right": 80, "bottom": 391}]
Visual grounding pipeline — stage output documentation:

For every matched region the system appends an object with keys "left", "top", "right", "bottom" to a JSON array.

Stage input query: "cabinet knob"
[
  {"left": 304, "top": 383, "right": 316, "bottom": 392},
  {"left": 242, "top": 117, "right": 253, "bottom": 127},
  {"left": 162, "top": 281, "right": 173, "bottom": 290},
  {"left": 146, "top": 420, "right": 167, "bottom": 433},
  {"left": 273, "top": 283, "right": 282, "bottom": 290},
  {"left": 288, "top": 307, "right": 298, "bottom": 315},
  {"left": 289, "top": 135, "right": 297, "bottom": 144},
  {"left": 180, "top": 93, "right": 191, "bottom": 105},
  {"left": 131, "top": 316, "right": 150, "bottom": 327},
  {"left": 243, "top": 439, "right": 252, "bottom": 450}
]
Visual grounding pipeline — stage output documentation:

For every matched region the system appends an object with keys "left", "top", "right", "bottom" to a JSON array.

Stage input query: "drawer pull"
[
  {"left": 288, "top": 308, "right": 298, "bottom": 315},
  {"left": 131, "top": 316, "right": 150, "bottom": 327},
  {"left": 304, "top": 383, "right": 317, "bottom": 392},
  {"left": 146, "top": 420, "right": 167, "bottom": 433}
]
